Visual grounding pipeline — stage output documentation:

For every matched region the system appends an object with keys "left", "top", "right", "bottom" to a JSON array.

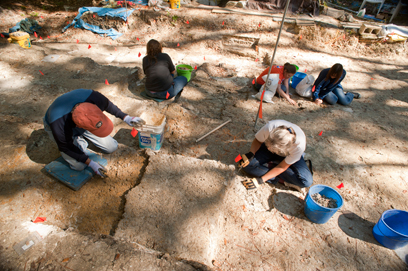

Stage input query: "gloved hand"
[
  {"left": 124, "top": 115, "right": 146, "bottom": 127},
  {"left": 88, "top": 160, "right": 107, "bottom": 178},
  {"left": 239, "top": 152, "right": 254, "bottom": 168},
  {"left": 242, "top": 177, "right": 264, "bottom": 190}
]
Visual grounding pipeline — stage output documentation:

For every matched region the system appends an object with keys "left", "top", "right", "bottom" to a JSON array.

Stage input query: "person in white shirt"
[{"left": 238, "top": 120, "right": 313, "bottom": 191}]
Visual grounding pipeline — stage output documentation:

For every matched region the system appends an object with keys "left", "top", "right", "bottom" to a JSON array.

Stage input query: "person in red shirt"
[{"left": 254, "top": 63, "right": 297, "bottom": 106}]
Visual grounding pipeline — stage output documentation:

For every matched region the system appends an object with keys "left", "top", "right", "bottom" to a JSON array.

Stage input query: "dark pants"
[{"left": 243, "top": 143, "right": 313, "bottom": 188}]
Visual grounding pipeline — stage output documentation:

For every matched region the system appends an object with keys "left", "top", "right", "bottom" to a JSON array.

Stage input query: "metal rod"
[
  {"left": 254, "top": 0, "right": 291, "bottom": 129},
  {"left": 196, "top": 119, "right": 232, "bottom": 143},
  {"left": 125, "top": 0, "right": 128, "bottom": 24}
]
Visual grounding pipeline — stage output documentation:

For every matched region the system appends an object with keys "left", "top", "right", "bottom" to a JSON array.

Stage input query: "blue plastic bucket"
[
  {"left": 304, "top": 185, "right": 343, "bottom": 224},
  {"left": 372, "top": 209, "right": 408, "bottom": 250},
  {"left": 291, "top": 72, "right": 307, "bottom": 89}
]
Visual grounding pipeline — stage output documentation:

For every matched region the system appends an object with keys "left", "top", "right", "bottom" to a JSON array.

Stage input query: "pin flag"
[
  {"left": 235, "top": 154, "right": 242, "bottom": 163},
  {"left": 318, "top": 131, "right": 323, "bottom": 136},
  {"left": 0, "top": 34, "right": 4, "bottom": 38},
  {"left": 47, "top": 35, "right": 50, "bottom": 39},
  {"left": 39, "top": 70, "right": 44, "bottom": 75},
  {"left": 336, "top": 183, "right": 344, "bottom": 189},
  {"left": 222, "top": 21, "right": 224, "bottom": 25},
  {"left": 186, "top": 20, "right": 189, "bottom": 24},
  {"left": 40, "top": 36, "right": 43, "bottom": 40},
  {"left": 76, "top": 39, "right": 79, "bottom": 43},
  {"left": 88, "top": 44, "right": 91, "bottom": 49},
  {"left": 312, "top": 85, "right": 316, "bottom": 92},
  {"left": 194, "top": 65, "right": 197, "bottom": 70},
  {"left": 137, "top": 37, "right": 139, "bottom": 41},
  {"left": 258, "top": 23, "right": 261, "bottom": 27},
  {"left": 131, "top": 127, "right": 138, "bottom": 137},
  {"left": 177, "top": 43, "right": 180, "bottom": 47},
  {"left": 115, "top": 47, "right": 117, "bottom": 51},
  {"left": 138, "top": 52, "right": 141, "bottom": 57},
  {"left": 252, "top": 79, "right": 255, "bottom": 84},
  {"left": 259, "top": 90, "right": 265, "bottom": 119},
  {"left": 305, "top": 69, "right": 307, "bottom": 72},
  {"left": 299, "top": 35, "right": 302, "bottom": 39},
  {"left": 255, "top": 58, "right": 258, "bottom": 62},
  {"left": 105, "top": 79, "right": 109, "bottom": 85},
  {"left": 41, "top": 16, "right": 43, "bottom": 19},
  {"left": 33, "top": 217, "right": 46, "bottom": 223},
  {"left": 34, "top": 32, "right": 38, "bottom": 38},
  {"left": 204, "top": 56, "right": 206, "bottom": 60},
  {"left": 93, "top": 14, "right": 95, "bottom": 18},
  {"left": 166, "top": 92, "right": 170, "bottom": 99}
]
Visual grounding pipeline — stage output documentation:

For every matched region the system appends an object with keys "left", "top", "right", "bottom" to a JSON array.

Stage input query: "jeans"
[
  {"left": 146, "top": 76, "right": 188, "bottom": 99},
  {"left": 323, "top": 84, "right": 354, "bottom": 105},
  {"left": 43, "top": 118, "right": 118, "bottom": 171},
  {"left": 243, "top": 143, "right": 313, "bottom": 188}
]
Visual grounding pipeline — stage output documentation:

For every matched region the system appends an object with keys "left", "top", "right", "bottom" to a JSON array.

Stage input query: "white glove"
[
  {"left": 88, "top": 160, "right": 107, "bottom": 177},
  {"left": 124, "top": 115, "right": 146, "bottom": 127}
]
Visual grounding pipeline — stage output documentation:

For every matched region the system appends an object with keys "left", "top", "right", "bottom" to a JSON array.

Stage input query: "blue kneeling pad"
[{"left": 44, "top": 151, "right": 107, "bottom": 191}]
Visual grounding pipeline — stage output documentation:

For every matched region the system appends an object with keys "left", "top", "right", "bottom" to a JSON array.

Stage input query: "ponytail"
[{"left": 283, "top": 63, "right": 297, "bottom": 74}]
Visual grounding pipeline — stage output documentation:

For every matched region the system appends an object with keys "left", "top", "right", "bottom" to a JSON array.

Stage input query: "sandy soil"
[{"left": 0, "top": 2, "right": 407, "bottom": 270}]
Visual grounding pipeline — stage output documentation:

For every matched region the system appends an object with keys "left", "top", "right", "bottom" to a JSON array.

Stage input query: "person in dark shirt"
[
  {"left": 142, "top": 39, "right": 187, "bottom": 101},
  {"left": 312, "top": 63, "right": 360, "bottom": 106},
  {"left": 43, "top": 89, "right": 145, "bottom": 176}
]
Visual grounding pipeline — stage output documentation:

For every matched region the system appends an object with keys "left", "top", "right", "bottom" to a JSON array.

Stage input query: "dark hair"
[
  {"left": 326, "top": 63, "right": 343, "bottom": 84},
  {"left": 146, "top": 39, "right": 162, "bottom": 63},
  {"left": 283, "top": 63, "right": 297, "bottom": 74}
]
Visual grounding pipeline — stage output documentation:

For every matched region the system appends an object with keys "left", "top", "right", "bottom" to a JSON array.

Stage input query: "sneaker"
[
  {"left": 348, "top": 92, "right": 361, "bottom": 99},
  {"left": 284, "top": 181, "right": 305, "bottom": 193}
]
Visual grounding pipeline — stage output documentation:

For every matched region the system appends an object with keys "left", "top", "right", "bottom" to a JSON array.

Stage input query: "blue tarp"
[{"left": 62, "top": 7, "right": 135, "bottom": 40}]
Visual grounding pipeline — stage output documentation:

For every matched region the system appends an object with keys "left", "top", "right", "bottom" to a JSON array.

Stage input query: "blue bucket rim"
[
  {"left": 379, "top": 209, "right": 408, "bottom": 238},
  {"left": 307, "top": 184, "right": 344, "bottom": 211}
]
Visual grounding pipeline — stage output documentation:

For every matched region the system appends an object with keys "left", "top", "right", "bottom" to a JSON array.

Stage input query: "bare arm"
[
  {"left": 249, "top": 138, "right": 262, "bottom": 155},
  {"left": 260, "top": 159, "right": 291, "bottom": 182},
  {"left": 283, "top": 78, "right": 290, "bottom": 95},
  {"left": 277, "top": 85, "right": 296, "bottom": 106}
]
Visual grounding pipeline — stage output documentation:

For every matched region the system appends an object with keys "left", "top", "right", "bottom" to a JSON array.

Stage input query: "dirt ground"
[{"left": 0, "top": 2, "right": 408, "bottom": 270}]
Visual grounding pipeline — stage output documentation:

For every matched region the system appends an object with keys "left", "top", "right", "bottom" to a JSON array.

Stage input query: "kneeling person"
[
  {"left": 43, "top": 89, "right": 144, "bottom": 176},
  {"left": 239, "top": 120, "right": 313, "bottom": 191}
]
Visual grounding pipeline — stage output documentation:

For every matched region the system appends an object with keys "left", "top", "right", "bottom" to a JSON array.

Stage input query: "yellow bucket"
[
  {"left": 7, "top": 31, "right": 31, "bottom": 49},
  {"left": 170, "top": 0, "right": 180, "bottom": 9}
]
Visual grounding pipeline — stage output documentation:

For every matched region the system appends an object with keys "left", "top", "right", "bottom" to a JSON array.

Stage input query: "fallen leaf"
[
  {"left": 114, "top": 254, "right": 120, "bottom": 260},
  {"left": 62, "top": 258, "right": 69, "bottom": 263}
]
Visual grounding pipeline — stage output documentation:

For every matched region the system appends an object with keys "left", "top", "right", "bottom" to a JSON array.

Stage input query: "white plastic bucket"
[{"left": 137, "top": 112, "right": 166, "bottom": 151}]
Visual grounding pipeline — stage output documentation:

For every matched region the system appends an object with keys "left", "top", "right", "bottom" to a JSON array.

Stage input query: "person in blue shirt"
[
  {"left": 312, "top": 63, "right": 360, "bottom": 106},
  {"left": 43, "top": 89, "right": 144, "bottom": 176}
]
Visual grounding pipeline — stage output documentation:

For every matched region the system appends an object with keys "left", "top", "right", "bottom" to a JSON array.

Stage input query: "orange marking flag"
[
  {"left": 166, "top": 92, "right": 170, "bottom": 99},
  {"left": 336, "top": 183, "right": 344, "bottom": 189},
  {"left": 88, "top": 44, "right": 91, "bottom": 49},
  {"left": 105, "top": 79, "right": 109, "bottom": 85},
  {"left": 39, "top": 70, "right": 44, "bottom": 75},
  {"left": 138, "top": 52, "right": 141, "bottom": 57},
  {"left": 33, "top": 217, "right": 46, "bottom": 223},
  {"left": 318, "top": 131, "right": 323, "bottom": 136},
  {"left": 234, "top": 154, "right": 242, "bottom": 163},
  {"left": 131, "top": 128, "right": 138, "bottom": 137}
]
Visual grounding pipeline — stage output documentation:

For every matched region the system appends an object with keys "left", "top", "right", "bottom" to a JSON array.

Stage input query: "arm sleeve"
[
  {"left": 166, "top": 54, "right": 175, "bottom": 73},
  {"left": 86, "top": 91, "right": 127, "bottom": 120},
  {"left": 255, "top": 123, "right": 272, "bottom": 143},
  {"left": 312, "top": 71, "right": 327, "bottom": 101}
]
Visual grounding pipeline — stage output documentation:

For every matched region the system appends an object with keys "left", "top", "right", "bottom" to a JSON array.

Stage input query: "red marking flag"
[
  {"left": 131, "top": 128, "right": 138, "bottom": 137},
  {"left": 137, "top": 37, "right": 139, "bottom": 41},
  {"left": 105, "top": 79, "right": 109, "bottom": 85},
  {"left": 318, "top": 131, "right": 323, "bottom": 136},
  {"left": 34, "top": 32, "right": 38, "bottom": 38},
  {"left": 138, "top": 52, "right": 141, "bottom": 57},
  {"left": 259, "top": 90, "right": 265, "bottom": 119},
  {"left": 186, "top": 20, "right": 190, "bottom": 24},
  {"left": 41, "top": 16, "right": 43, "bottom": 19},
  {"left": 222, "top": 21, "right": 224, "bottom": 25},
  {"left": 166, "top": 92, "right": 170, "bottom": 99},
  {"left": 312, "top": 85, "right": 315, "bottom": 92},
  {"left": 299, "top": 35, "right": 302, "bottom": 39},
  {"left": 177, "top": 43, "right": 180, "bottom": 47},
  {"left": 33, "top": 217, "right": 46, "bottom": 223},
  {"left": 234, "top": 154, "right": 242, "bottom": 163},
  {"left": 0, "top": 34, "right": 4, "bottom": 38},
  {"left": 76, "top": 39, "right": 79, "bottom": 43},
  {"left": 93, "top": 14, "right": 95, "bottom": 18},
  {"left": 115, "top": 47, "right": 117, "bottom": 51},
  {"left": 336, "top": 183, "right": 344, "bottom": 189},
  {"left": 204, "top": 56, "right": 206, "bottom": 60},
  {"left": 40, "top": 36, "right": 43, "bottom": 40},
  {"left": 258, "top": 23, "right": 261, "bottom": 27},
  {"left": 255, "top": 58, "right": 258, "bottom": 62},
  {"left": 47, "top": 36, "right": 50, "bottom": 39},
  {"left": 88, "top": 44, "right": 91, "bottom": 49},
  {"left": 305, "top": 69, "right": 307, "bottom": 72},
  {"left": 252, "top": 79, "right": 255, "bottom": 85},
  {"left": 194, "top": 66, "right": 197, "bottom": 70},
  {"left": 39, "top": 70, "right": 44, "bottom": 75}
]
